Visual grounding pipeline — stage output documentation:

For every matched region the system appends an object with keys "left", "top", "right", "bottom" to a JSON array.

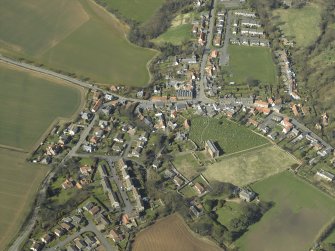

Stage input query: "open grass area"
[
  {"left": 203, "top": 145, "right": 298, "bottom": 186},
  {"left": 189, "top": 116, "right": 268, "bottom": 154},
  {"left": 133, "top": 214, "right": 222, "bottom": 251},
  {"left": 0, "top": 0, "right": 157, "bottom": 86},
  {"left": 95, "top": 0, "right": 165, "bottom": 23},
  {"left": 0, "top": 63, "right": 83, "bottom": 150},
  {"left": 153, "top": 24, "right": 193, "bottom": 45},
  {"left": 236, "top": 171, "right": 335, "bottom": 251},
  {"left": 0, "top": 148, "right": 49, "bottom": 250},
  {"left": 173, "top": 153, "right": 203, "bottom": 179},
  {"left": 224, "top": 45, "right": 276, "bottom": 84},
  {"left": 273, "top": 1, "right": 322, "bottom": 47}
]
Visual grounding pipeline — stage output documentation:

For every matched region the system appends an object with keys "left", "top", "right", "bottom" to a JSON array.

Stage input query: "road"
[
  {"left": 44, "top": 220, "right": 115, "bottom": 251},
  {"left": 198, "top": 0, "right": 217, "bottom": 104},
  {"left": 219, "top": 10, "right": 232, "bottom": 66}
]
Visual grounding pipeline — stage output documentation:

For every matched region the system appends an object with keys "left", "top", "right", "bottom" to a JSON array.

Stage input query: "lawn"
[
  {"left": 224, "top": 45, "right": 277, "bottom": 84},
  {"left": 0, "top": 0, "right": 157, "bottom": 86},
  {"left": 153, "top": 24, "right": 193, "bottom": 45},
  {"left": 94, "top": 0, "right": 165, "bottom": 23},
  {"left": 189, "top": 116, "right": 268, "bottom": 154},
  {"left": 0, "top": 148, "right": 49, "bottom": 251},
  {"left": 0, "top": 63, "right": 83, "bottom": 150},
  {"left": 236, "top": 171, "right": 335, "bottom": 251},
  {"left": 216, "top": 201, "right": 243, "bottom": 229},
  {"left": 273, "top": 1, "right": 322, "bottom": 47},
  {"left": 203, "top": 145, "right": 298, "bottom": 186}
]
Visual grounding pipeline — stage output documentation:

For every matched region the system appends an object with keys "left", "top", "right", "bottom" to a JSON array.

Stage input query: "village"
[{"left": 18, "top": 1, "right": 335, "bottom": 251}]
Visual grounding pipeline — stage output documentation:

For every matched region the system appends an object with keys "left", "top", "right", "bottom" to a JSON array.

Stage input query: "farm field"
[
  {"left": 153, "top": 24, "right": 193, "bottom": 45},
  {"left": 189, "top": 116, "right": 268, "bottom": 154},
  {"left": 236, "top": 171, "right": 335, "bottom": 251},
  {"left": 0, "top": 0, "right": 157, "bottom": 86},
  {"left": 273, "top": 1, "right": 322, "bottom": 47},
  {"left": 94, "top": 0, "right": 165, "bottom": 23},
  {"left": 0, "top": 148, "right": 49, "bottom": 250},
  {"left": 0, "top": 63, "right": 83, "bottom": 150},
  {"left": 203, "top": 145, "right": 298, "bottom": 186},
  {"left": 133, "top": 214, "right": 222, "bottom": 251},
  {"left": 224, "top": 45, "right": 277, "bottom": 85}
]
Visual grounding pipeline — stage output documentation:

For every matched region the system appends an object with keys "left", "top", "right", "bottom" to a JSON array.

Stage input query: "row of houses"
[{"left": 230, "top": 36, "right": 269, "bottom": 47}]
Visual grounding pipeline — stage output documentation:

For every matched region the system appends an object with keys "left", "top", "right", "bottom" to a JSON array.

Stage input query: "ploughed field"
[
  {"left": 133, "top": 214, "right": 222, "bottom": 251},
  {"left": 0, "top": 63, "right": 82, "bottom": 250},
  {"left": 236, "top": 172, "right": 335, "bottom": 251},
  {"left": 0, "top": 0, "right": 157, "bottom": 86}
]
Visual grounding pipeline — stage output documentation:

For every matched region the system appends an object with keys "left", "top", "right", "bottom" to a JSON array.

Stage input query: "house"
[
  {"left": 271, "top": 115, "right": 282, "bottom": 122},
  {"left": 104, "top": 94, "right": 114, "bottom": 101},
  {"left": 109, "top": 229, "right": 123, "bottom": 242},
  {"left": 194, "top": 182, "right": 205, "bottom": 195},
  {"left": 239, "top": 188, "right": 256, "bottom": 202},
  {"left": 84, "top": 235, "right": 98, "bottom": 248},
  {"left": 41, "top": 233, "right": 53, "bottom": 244},
  {"left": 249, "top": 38, "right": 259, "bottom": 46},
  {"left": 113, "top": 133, "right": 124, "bottom": 143},
  {"left": 281, "top": 118, "right": 293, "bottom": 134},
  {"left": 268, "top": 131, "right": 279, "bottom": 140},
  {"left": 67, "top": 245, "right": 79, "bottom": 251},
  {"left": 99, "top": 120, "right": 109, "bottom": 129},
  {"left": 198, "top": 32, "right": 206, "bottom": 46},
  {"left": 316, "top": 169, "right": 335, "bottom": 182},
  {"left": 259, "top": 38, "right": 269, "bottom": 47},
  {"left": 82, "top": 144, "right": 93, "bottom": 153},
  {"left": 112, "top": 144, "right": 122, "bottom": 152},
  {"left": 205, "top": 140, "right": 220, "bottom": 158},
  {"left": 254, "top": 100, "right": 269, "bottom": 108},
  {"left": 62, "top": 178, "right": 75, "bottom": 190},
  {"left": 139, "top": 132, "right": 149, "bottom": 142},
  {"left": 89, "top": 206, "right": 101, "bottom": 216},
  {"left": 210, "top": 50, "right": 219, "bottom": 58},
  {"left": 30, "top": 242, "right": 43, "bottom": 251},
  {"left": 60, "top": 222, "right": 74, "bottom": 231},
  {"left": 75, "top": 238, "right": 87, "bottom": 250},
  {"left": 184, "top": 119, "right": 190, "bottom": 129},
  {"left": 83, "top": 202, "right": 95, "bottom": 211},
  {"left": 173, "top": 176, "right": 184, "bottom": 187},
  {"left": 91, "top": 98, "right": 103, "bottom": 113},
  {"left": 214, "top": 35, "right": 222, "bottom": 46},
  {"left": 190, "top": 205, "right": 203, "bottom": 218},
  {"left": 54, "top": 227, "right": 66, "bottom": 237},
  {"left": 72, "top": 215, "right": 84, "bottom": 225},
  {"left": 81, "top": 112, "right": 93, "bottom": 121},
  {"left": 80, "top": 165, "right": 92, "bottom": 176},
  {"left": 241, "top": 17, "right": 261, "bottom": 28},
  {"left": 68, "top": 124, "right": 79, "bottom": 136},
  {"left": 234, "top": 11, "right": 256, "bottom": 18},
  {"left": 152, "top": 159, "right": 162, "bottom": 170},
  {"left": 176, "top": 90, "right": 193, "bottom": 100}
]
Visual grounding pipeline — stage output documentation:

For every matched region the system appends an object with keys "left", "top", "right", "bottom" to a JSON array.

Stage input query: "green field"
[
  {"left": 273, "top": 2, "right": 322, "bottom": 47},
  {"left": 0, "top": 148, "right": 49, "bottom": 250},
  {"left": 0, "top": 0, "right": 157, "bottom": 86},
  {"left": 189, "top": 116, "right": 268, "bottom": 154},
  {"left": 153, "top": 24, "right": 193, "bottom": 45},
  {"left": 224, "top": 45, "right": 276, "bottom": 84},
  {"left": 0, "top": 63, "right": 83, "bottom": 150},
  {"left": 203, "top": 145, "right": 298, "bottom": 186},
  {"left": 216, "top": 201, "right": 244, "bottom": 229},
  {"left": 173, "top": 153, "right": 202, "bottom": 179},
  {"left": 95, "top": 0, "right": 165, "bottom": 23},
  {"left": 236, "top": 172, "right": 335, "bottom": 251}
]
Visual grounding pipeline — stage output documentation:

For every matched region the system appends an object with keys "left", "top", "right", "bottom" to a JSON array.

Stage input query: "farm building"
[{"left": 239, "top": 188, "right": 256, "bottom": 202}]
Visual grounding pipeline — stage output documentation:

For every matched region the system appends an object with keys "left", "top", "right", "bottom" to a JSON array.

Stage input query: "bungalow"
[
  {"left": 241, "top": 37, "right": 249, "bottom": 45},
  {"left": 68, "top": 124, "right": 79, "bottom": 136},
  {"left": 112, "top": 144, "right": 122, "bottom": 153},
  {"left": 214, "top": 35, "right": 222, "bottom": 46},
  {"left": 138, "top": 132, "right": 149, "bottom": 142},
  {"left": 268, "top": 131, "right": 279, "bottom": 140},
  {"left": 54, "top": 227, "right": 66, "bottom": 237},
  {"left": 30, "top": 241, "right": 43, "bottom": 251},
  {"left": 234, "top": 11, "right": 256, "bottom": 18},
  {"left": 249, "top": 38, "right": 260, "bottom": 46},
  {"left": 173, "top": 176, "right": 184, "bottom": 187},
  {"left": 60, "top": 222, "right": 74, "bottom": 231},
  {"left": 259, "top": 38, "right": 270, "bottom": 47},
  {"left": 99, "top": 120, "right": 109, "bottom": 129},
  {"left": 82, "top": 144, "right": 93, "bottom": 153},
  {"left": 83, "top": 201, "right": 95, "bottom": 211},
  {"left": 74, "top": 239, "right": 87, "bottom": 250},
  {"left": 248, "top": 118, "right": 259, "bottom": 127},
  {"left": 104, "top": 94, "right": 114, "bottom": 101},
  {"left": 41, "top": 233, "right": 53, "bottom": 244},
  {"left": 316, "top": 169, "right": 335, "bottom": 182},
  {"left": 241, "top": 18, "right": 261, "bottom": 28},
  {"left": 230, "top": 37, "right": 240, "bottom": 45},
  {"left": 152, "top": 159, "right": 162, "bottom": 170},
  {"left": 194, "top": 182, "right": 205, "bottom": 195}
]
